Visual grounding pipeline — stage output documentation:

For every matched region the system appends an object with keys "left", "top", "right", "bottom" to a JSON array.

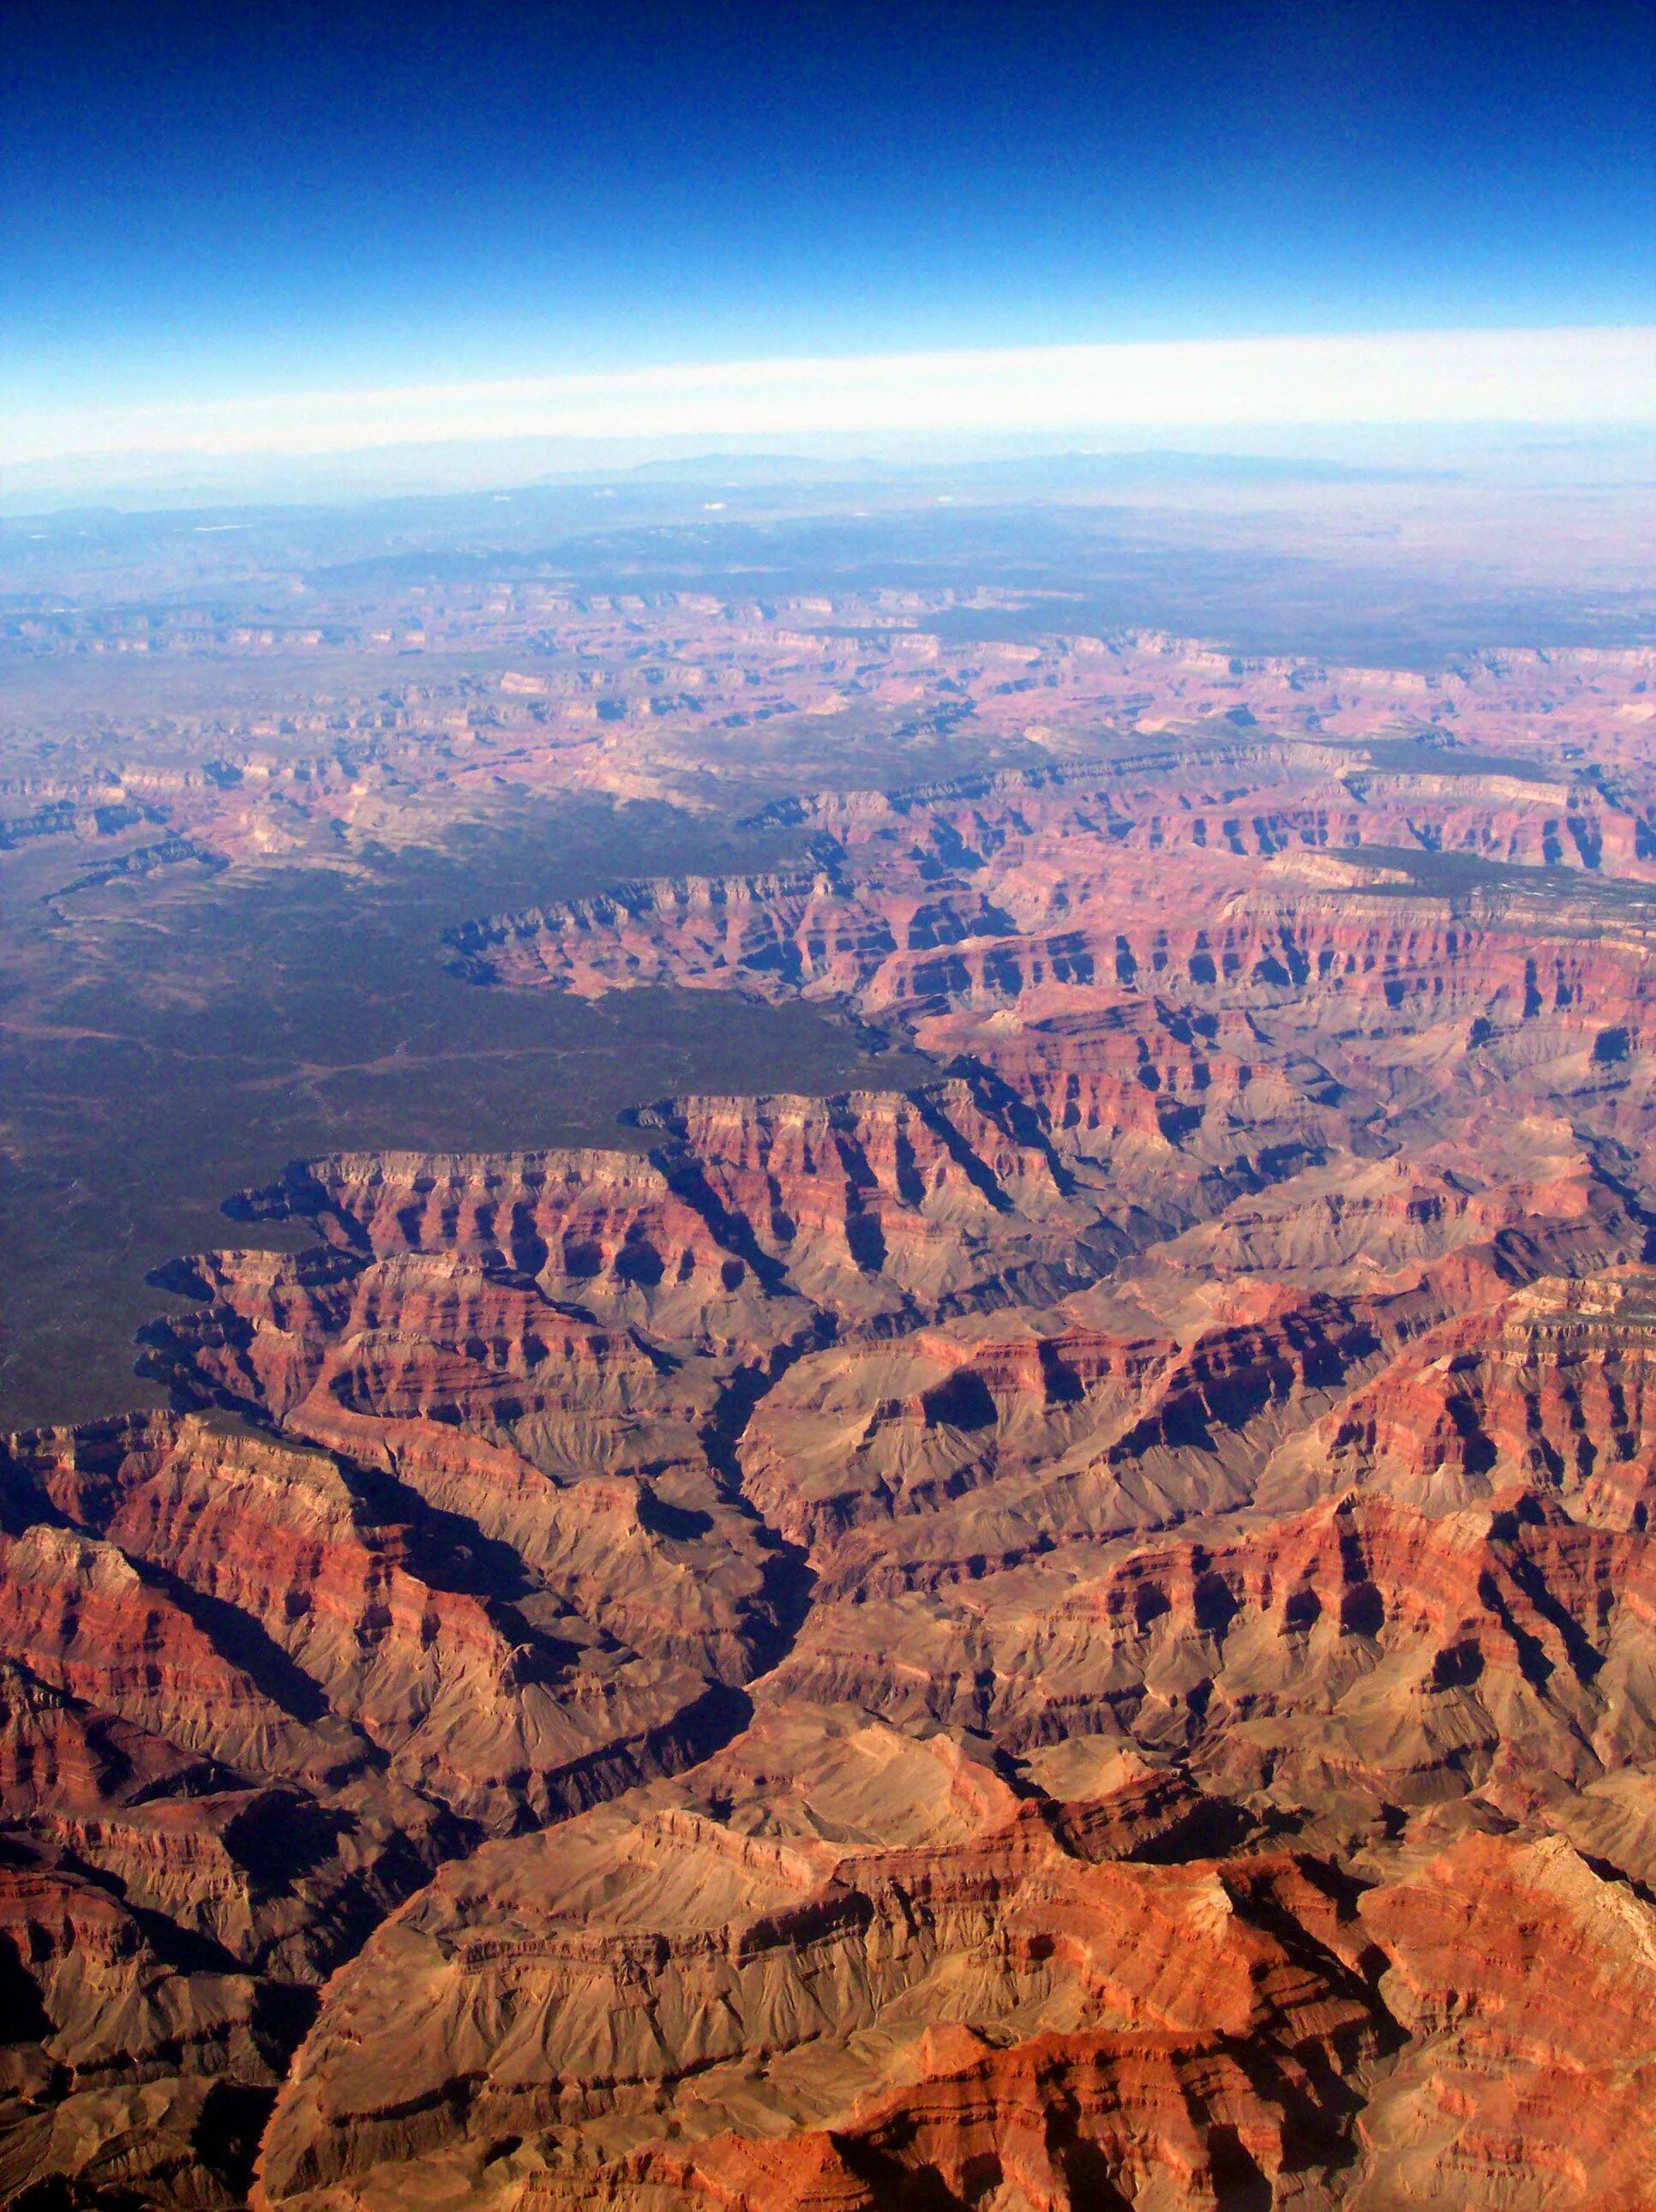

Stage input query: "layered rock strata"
[{"left": 9, "top": 679, "right": 1656, "bottom": 2207}]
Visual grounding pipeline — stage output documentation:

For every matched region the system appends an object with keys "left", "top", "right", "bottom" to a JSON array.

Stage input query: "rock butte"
[{"left": 7, "top": 616, "right": 1656, "bottom": 2207}]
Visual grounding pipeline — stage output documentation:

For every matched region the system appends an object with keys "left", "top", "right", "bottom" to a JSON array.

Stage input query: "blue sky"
[{"left": 3, "top": 0, "right": 1653, "bottom": 453}]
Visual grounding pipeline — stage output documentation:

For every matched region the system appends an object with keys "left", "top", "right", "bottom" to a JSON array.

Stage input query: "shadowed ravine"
[{"left": 9, "top": 635, "right": 1656, "bottom": 2209}]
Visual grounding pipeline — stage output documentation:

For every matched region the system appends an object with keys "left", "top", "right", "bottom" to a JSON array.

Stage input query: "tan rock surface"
[{"left": 10, "top": 627, "right": 1656, "bottom": 2205}]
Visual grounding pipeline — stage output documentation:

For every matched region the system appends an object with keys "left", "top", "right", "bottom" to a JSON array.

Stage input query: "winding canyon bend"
[{"left": 7, "top": 600, "right": 1656, "bottom": 2208}]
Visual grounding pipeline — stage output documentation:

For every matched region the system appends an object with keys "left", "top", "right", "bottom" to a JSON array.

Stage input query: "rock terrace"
[{"left": 7, "top": 624, "right": 1656, "bottom": 2209}]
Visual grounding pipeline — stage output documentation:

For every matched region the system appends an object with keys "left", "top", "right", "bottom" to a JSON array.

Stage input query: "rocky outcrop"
[
  {"left": 11, "top": 640, "right": 1656, "bottom": 2207},
  {"left": 251, "top": 1718, "right": 1387, "bottom": 2211}
]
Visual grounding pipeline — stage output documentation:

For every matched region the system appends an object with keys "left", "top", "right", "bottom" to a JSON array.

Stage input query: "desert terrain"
[{"left": 4, "top": 470, "right": 1656, "bottom": 2208}]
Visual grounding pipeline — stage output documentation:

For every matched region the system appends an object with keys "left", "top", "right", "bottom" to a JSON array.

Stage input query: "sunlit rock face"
[{"left": 9, "top": 627, "right": 1656, "bottom": 2210}]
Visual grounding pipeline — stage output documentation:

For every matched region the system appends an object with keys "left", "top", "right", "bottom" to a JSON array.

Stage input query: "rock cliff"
[{"left": 9, "top": 640, "right": 1656, "bottom": 2207}]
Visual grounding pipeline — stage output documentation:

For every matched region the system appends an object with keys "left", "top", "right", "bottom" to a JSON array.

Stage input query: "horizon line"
[{"left": 6, "top": 325, "right": 1655, "bottom": 468}]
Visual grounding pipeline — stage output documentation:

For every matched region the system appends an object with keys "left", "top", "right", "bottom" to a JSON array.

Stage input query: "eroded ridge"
[
  {"left": 9, "top": 612, "right": 1656, "bottom": 881},
  {"left": 9, "top": 652, "right": 1656, "bottom": 2209}
]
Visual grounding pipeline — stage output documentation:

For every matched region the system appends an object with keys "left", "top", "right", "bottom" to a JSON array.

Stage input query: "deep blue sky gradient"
[{"left": 3, "top": 0, "right": 1652, "bottom": 413}]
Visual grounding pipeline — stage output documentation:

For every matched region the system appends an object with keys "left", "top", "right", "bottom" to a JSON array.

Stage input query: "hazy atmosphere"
[
  {"left": 4, "top": 0, "right": 1652, "bottom": 492},
  {"left": 3, "top": 6, "right": 1656, "bottom": 2209}
]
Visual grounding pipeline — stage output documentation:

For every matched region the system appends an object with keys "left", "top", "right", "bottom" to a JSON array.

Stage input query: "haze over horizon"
[
  {"left": 4, "top": 0, "right": 1652, "bottom": 490},
  {"left": 11, "top": 9, "right": 1656, "bottom": 2207}
]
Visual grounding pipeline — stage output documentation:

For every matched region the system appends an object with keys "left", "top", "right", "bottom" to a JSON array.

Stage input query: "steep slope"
[{"left": 8, "top": 650, "right": 1656, "bottom": 2208}]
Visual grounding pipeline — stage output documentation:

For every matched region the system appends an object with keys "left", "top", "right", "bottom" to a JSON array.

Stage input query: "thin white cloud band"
[{"left": 6, "top": 326, "right": 1653, "bottom": 465}]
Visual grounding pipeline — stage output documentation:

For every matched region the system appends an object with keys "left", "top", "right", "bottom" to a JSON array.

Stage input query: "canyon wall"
[{"left": 7, "top": 634, "right": 1656, "bottom": 2208}]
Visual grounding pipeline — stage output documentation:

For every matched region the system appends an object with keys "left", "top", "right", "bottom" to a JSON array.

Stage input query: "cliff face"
[{"left": 9, "top": 650, "right": 1656, "bottom": 2209}]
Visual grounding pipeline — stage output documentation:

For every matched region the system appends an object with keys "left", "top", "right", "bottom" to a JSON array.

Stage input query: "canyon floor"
[{"left": 4, "top": 473, "right": 1656, "bottom": 2208}]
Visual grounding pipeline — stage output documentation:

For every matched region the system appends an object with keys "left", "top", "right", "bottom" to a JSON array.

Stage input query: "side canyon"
[{"left": 6, "top": 609, "right": 1656, "bottom": 2209}]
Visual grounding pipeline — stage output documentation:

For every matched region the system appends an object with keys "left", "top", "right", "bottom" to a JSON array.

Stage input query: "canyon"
[{"left": 5, "top": 558, "right": 1656, "bottom": 2207}]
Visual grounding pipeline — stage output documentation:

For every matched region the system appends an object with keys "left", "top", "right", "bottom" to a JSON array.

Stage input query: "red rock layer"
[{"left": 11, "top": 683, "right": 1656, "bottom": 2207}]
